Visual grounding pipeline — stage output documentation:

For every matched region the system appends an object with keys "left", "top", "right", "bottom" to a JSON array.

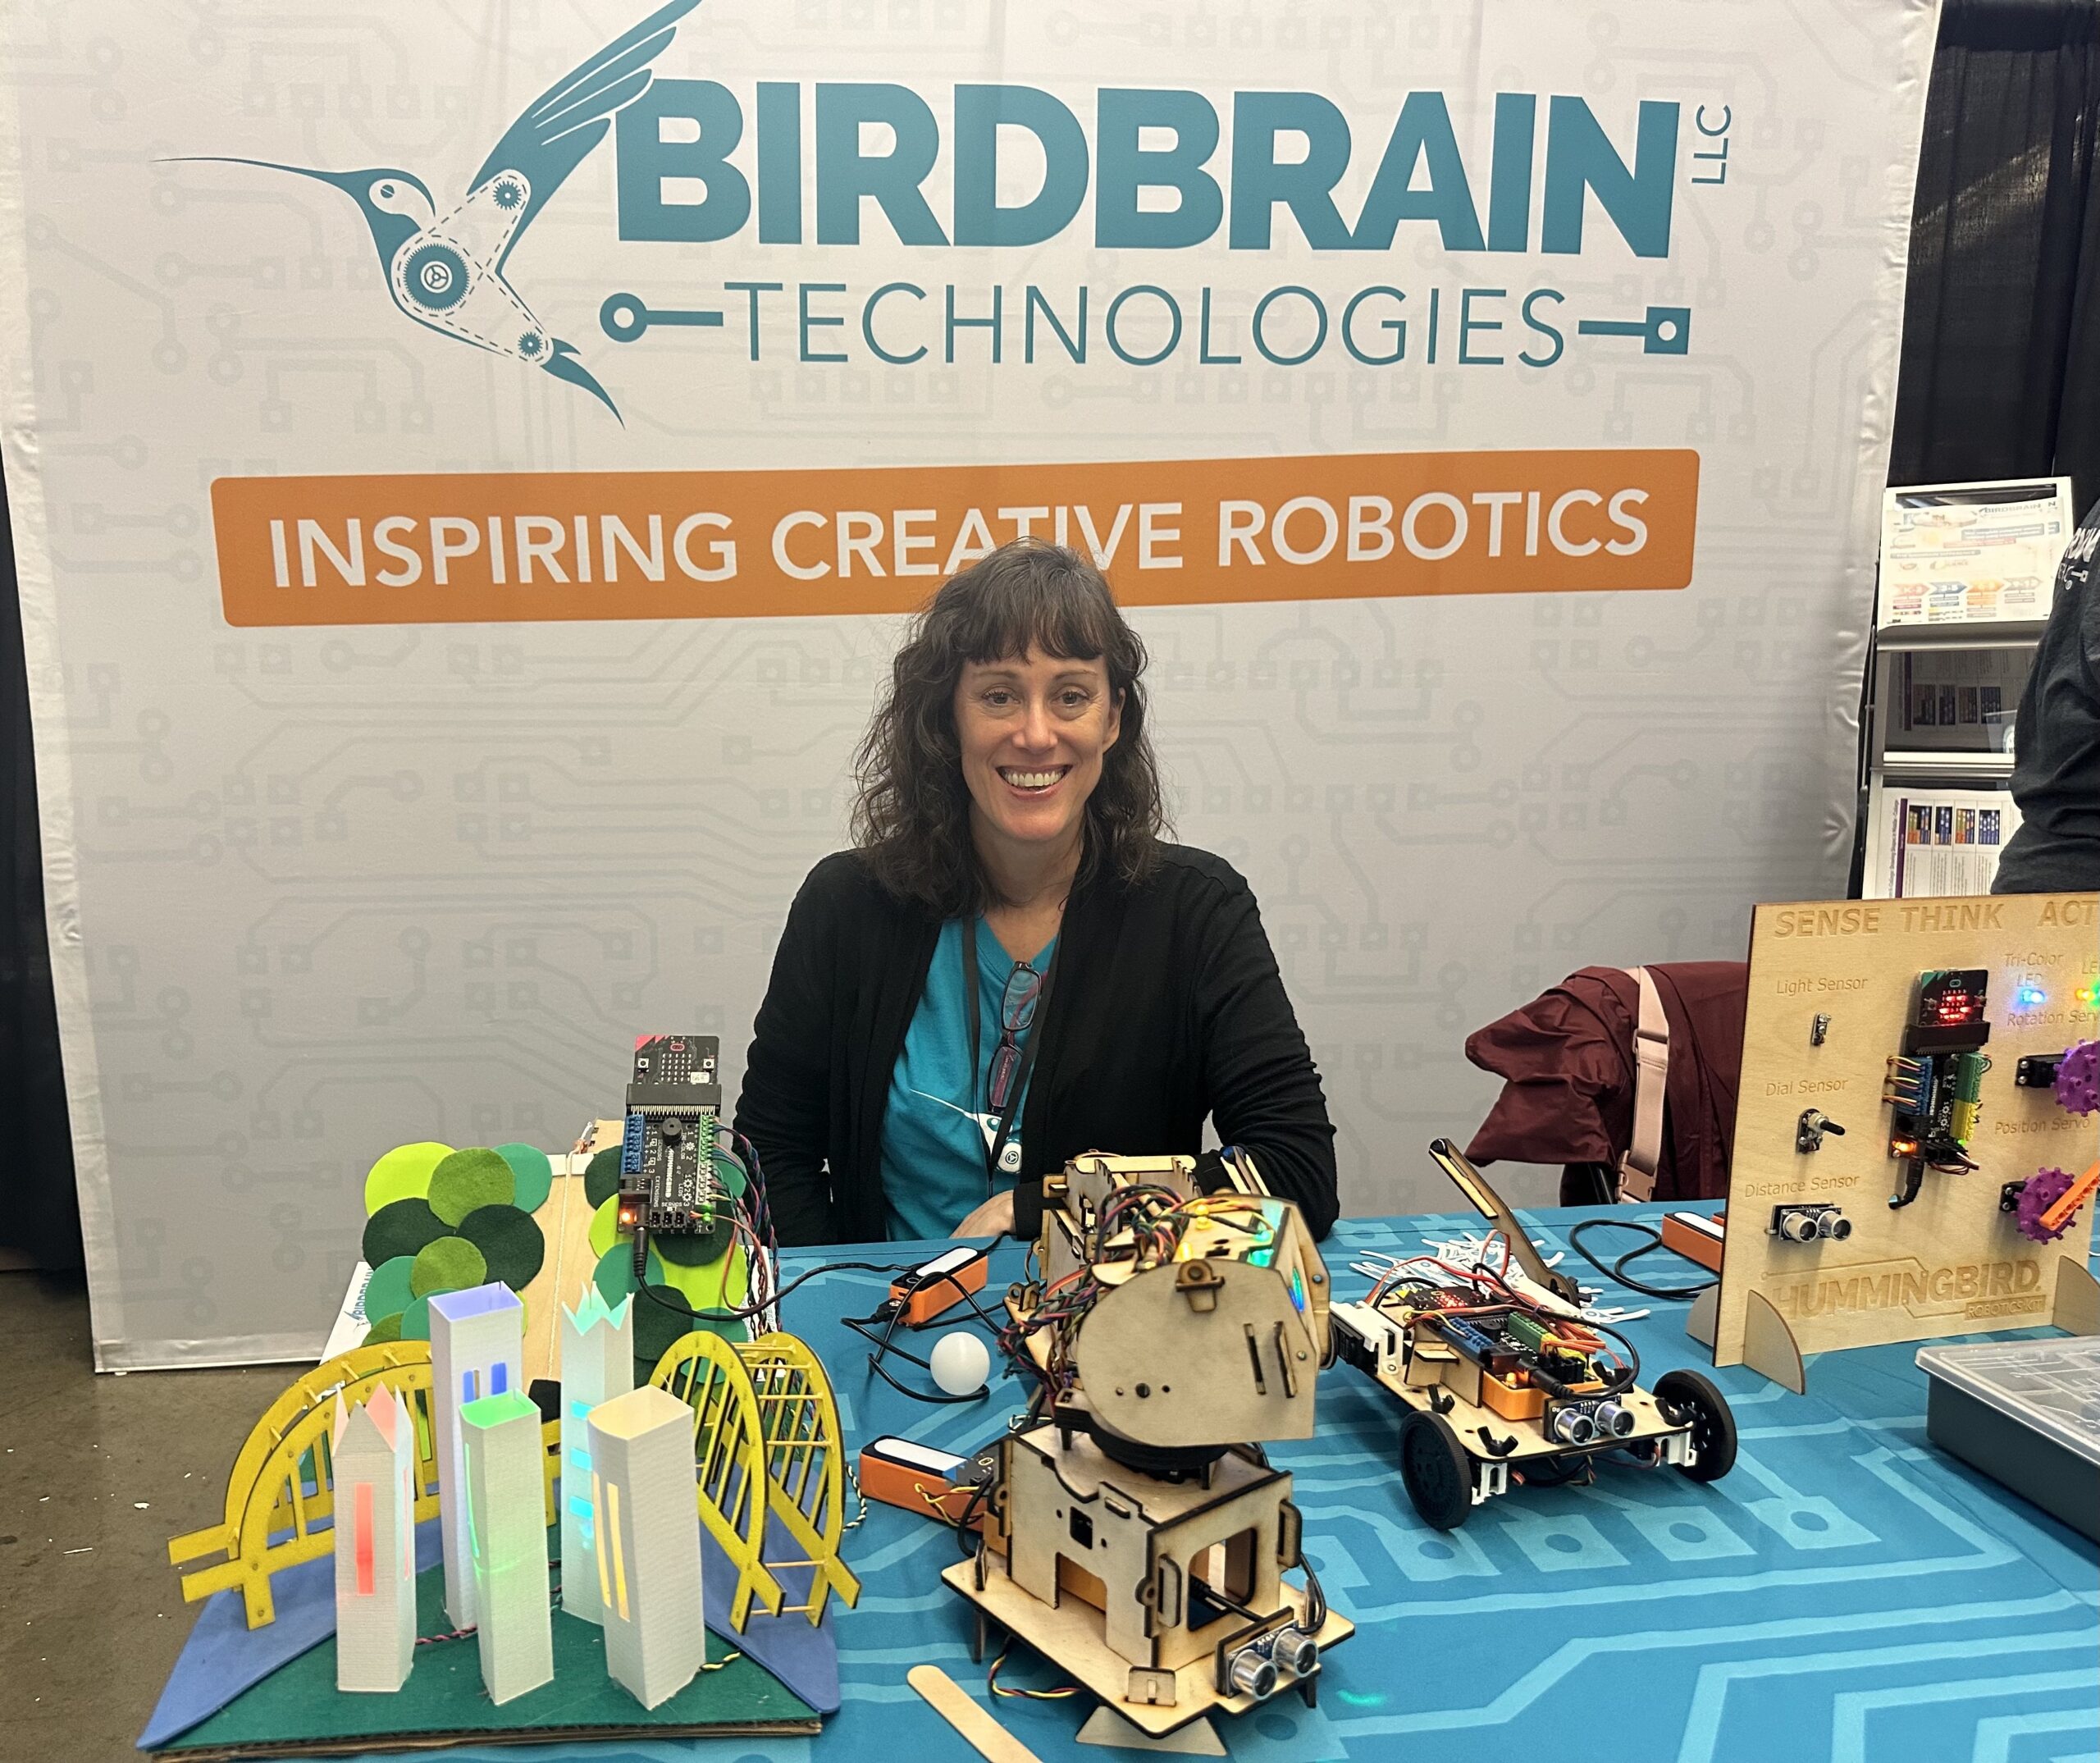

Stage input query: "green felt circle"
[
  {"left": 409, "top": 1234, "right": 487, "bottom": 1298},
  {"left": 659, "top": 1243, "right": 749, "bottom": 1313},
  {"left": 592, "top": 1240, "right": 664, "bottom": 1302},
  {"left": 427, "top": 1147, "right": 514, "bottom": 1226},
  {"left": 362, "top": 1313, "right": 403, "bottom": 1346},
  {"left": 631, "top": 1281, "right": 697, "bottom": 1368},
  {"left": 458, "top": 1205, "right": 545, "bottom": 1290},
  {"left": 363, "top": 1199, "right": 449, "bottom": 1267},
  {"left": 362, "top": 1254, "right": 418, "bottom": 1324},
  {"left": 495, "top": 1143, "right": 554, "bottom": 1215},
  {"left": 633, "top": 1312, "right": 747, "bottom": 1385},
  {"left": 398, "top": 1295, "right": 432, "bottom": 1341},
  {"left": 363, "top": 1141, "right": 453, "bottom": 1216},
  {"left": 584, "top": 1147, "right": 626, "bottom": 1208},
  {"left": 588, "top": 1194, "right": 622, "bottom": 1260},
  {"left": 593, "top": 1242, "right": 750, "bottom": 1368}
]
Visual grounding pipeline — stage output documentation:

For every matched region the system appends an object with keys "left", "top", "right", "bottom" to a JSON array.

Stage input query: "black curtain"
[
  {"left": 0, "top": 467, "right": 80, "bottom": 1269},
  {"left": 1891, "top": 0, "right": 2100, "bottom": 511}
]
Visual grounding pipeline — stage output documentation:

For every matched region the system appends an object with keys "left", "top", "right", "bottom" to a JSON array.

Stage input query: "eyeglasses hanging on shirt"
[{"left": 961, "top": 916, "right": 1061, "bottom": 1190}]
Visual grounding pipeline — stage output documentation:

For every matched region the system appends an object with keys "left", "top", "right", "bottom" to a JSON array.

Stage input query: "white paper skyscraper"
[
  {"left": 588, "top": 1384, "right": 706, "bottom": 1709},
  {"left": 558, "top": 1285, "right": 634, "bottom": 1624},
  {"left": 331, "top": 1382, "right": 417, "bottom": 1693},
  {"left": 427, "top": 1281, "right": 523, "bottom": 1628},
  {"left": 459, "top": 1389, "right": 554, "bottom": 1705}
]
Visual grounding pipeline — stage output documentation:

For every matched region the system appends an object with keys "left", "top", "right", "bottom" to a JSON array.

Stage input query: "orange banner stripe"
[{"left": 212, "top": 448, "right": 1698, "bottom": 627}]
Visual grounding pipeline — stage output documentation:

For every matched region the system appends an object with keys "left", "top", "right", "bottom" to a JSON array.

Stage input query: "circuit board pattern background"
[{"left": 0, "top": 0, "right": 1939, "bottom": 1365}]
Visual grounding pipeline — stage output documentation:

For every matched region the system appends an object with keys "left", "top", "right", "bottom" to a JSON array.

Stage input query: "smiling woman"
[{"left": 734, "top": 538, "right": 1340, "bottom": 1247}]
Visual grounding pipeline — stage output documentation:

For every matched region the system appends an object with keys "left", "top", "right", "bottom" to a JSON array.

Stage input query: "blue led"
[{"left": 2016, "top": 984, "right": 2047, "bottom": 1009}]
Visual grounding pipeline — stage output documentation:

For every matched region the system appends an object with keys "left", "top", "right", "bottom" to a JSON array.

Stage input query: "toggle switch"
[{"left": 1796, "top": 1108, "right": 1847, "bottom": 1153}]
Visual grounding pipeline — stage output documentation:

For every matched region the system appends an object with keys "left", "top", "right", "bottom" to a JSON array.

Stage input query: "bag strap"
[{"left": 1616, "top": 966, "right": 1669, "bottom": 1203}]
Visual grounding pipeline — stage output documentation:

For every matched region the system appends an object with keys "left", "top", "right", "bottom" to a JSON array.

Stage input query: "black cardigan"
[{"left": 733, "top": 843, "right": 1339, "bottom": 1246}]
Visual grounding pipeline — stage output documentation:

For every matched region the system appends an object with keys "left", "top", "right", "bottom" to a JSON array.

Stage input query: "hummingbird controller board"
[{"left": 617, "top": 1034, "right": 724, "bottom": 1277}]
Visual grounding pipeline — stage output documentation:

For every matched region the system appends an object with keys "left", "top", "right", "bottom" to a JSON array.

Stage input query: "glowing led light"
[
  {"left": 2016, "top": 984, "right": 2047, "bottom": 1009},
  {"left": 592, "top": 1471, "right": 613, "bottom": 1612},
  {"left": 608, "top": 1480, "right": 629, "bottom": 1621},
  {"left": 353, "top": 1480, "right": 375, "bottom": 1596}
]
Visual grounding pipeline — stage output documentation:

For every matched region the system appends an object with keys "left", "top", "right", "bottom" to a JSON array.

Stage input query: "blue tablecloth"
[{"left": 336, "top": 1204, "right": 2100, "bottom": 1763}]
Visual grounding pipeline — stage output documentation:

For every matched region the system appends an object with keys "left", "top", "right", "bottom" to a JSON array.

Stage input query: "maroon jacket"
[{"left": 1463, "top": 962, "right": 1746, "bottom": 1203}]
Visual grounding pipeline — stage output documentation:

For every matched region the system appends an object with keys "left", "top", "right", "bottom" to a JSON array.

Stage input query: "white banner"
[{"left": 0, "top": 0, "right": 1938, "bottom": 1365}]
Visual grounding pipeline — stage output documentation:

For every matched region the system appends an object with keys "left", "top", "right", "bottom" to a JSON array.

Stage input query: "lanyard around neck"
[{"left": 961, "top": 914, "right": 1061, "bottom": 1189}]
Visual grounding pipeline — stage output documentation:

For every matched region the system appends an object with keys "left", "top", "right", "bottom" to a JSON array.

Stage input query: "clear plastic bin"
[{"left": 1915, "top": 1336, "right": 2100, "bottom": 1540}]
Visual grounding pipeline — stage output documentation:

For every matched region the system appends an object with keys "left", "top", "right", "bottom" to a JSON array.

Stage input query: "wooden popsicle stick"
[{"left": 908, "top": 1665, "right": 1044, "bottom": 1763}]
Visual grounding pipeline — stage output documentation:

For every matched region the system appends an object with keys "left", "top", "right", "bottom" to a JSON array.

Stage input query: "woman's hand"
[{"left": 952, "top": 1190, "right": 1015, "bottom": 1240}]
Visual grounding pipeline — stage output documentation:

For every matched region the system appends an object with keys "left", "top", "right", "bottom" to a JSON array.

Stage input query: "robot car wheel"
[
  {"left": 1653, "top": 1368, "right": 1738, "bottom": 1482},
  {"left": 1398, "top": 1407, "right": 1475, "bottom": 1530}
]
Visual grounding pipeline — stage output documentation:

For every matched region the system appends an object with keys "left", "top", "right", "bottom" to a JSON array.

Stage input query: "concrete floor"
[{"left": 0, "top": 1271, "right": 290, "bottom": 1761}]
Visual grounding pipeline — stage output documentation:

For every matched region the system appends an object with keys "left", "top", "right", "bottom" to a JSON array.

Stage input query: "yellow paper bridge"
[
  {"left": 168, "top": 1329, "right": 860, "bottom": 1633},
  {"left": 650, "top": 1329, "right": 862, "bottom": 1628},
  {"left": 166, "top": 1342, "right": 451, "bottom": 1628}
]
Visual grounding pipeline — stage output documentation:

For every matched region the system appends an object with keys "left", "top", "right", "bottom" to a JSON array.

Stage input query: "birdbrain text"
[
  {"left": 590, "top": 84, "right": 1719, "bottom": 370},
  {"left": 611, "top": 84, "right": 1685, "bottom": 258}
]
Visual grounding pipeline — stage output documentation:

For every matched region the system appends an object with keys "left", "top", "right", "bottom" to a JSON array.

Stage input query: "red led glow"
[{"left": 354, "top": 1480, "right": 374, "bottom": 1595}]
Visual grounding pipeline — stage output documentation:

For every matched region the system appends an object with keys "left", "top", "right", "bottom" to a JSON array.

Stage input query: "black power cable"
[
  {"left": 841, "top": 1302, "right": 993, "bottom": 1405},
  {"left": 1568, "top": 1217, "right": 1719, "bottom": 1302},
  {"left": 632, "top": 1257, "right": 918, "bottom": 1326},
  {"left": 839, "top": 1236, "right": 1013, "bottom": 1405}
]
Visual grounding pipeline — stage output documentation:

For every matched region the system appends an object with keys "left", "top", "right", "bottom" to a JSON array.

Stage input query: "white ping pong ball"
[{"left": 930, "top": 1331, "right": 990, "bottom": 1395}]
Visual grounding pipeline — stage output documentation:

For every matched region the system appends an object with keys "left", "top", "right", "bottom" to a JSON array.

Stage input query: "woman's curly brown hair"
[{"left": 851, "top": 539, "right": 1166, "bottom": 917}]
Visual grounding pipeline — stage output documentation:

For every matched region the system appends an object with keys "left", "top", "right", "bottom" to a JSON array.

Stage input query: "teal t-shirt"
[{"left": 879, "top": 917, "right": 1055, "bottom": 1241}]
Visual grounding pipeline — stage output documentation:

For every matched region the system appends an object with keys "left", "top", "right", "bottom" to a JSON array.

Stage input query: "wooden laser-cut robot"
[
  {"left": 1328, "top": 1140, "right": 1737, "bottom": 1529},
  {"left": 941, "top": 1152, "right": 1353, "bottom": 1752}
]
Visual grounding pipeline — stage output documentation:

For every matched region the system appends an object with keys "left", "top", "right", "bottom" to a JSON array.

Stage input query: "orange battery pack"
[
  {"left": 858, "top": 1436, "right": 988, "bottom": 1527},
  {"left": 1478, "top": 1369, "right": 1547, "bottom": 1422},
  {"left": 1660, "top": 1208, "right": 1726, "bottom": 1272},
  {"left": 889, "top": 1245, "right": 990, "bottom": 1327},
  {"left": 1478, "top": 1368, "right": 1603, "bottom": 1422}
]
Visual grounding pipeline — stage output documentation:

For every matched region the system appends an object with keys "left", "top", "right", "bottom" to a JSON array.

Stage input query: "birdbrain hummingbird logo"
[{"left": 167, "top": 0, "right": 701, "bottom": 424}]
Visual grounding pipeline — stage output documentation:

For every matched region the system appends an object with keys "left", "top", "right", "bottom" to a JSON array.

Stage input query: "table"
[{"left": 333, "top": 1203, "right": 2100, "bottom": 1763}]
